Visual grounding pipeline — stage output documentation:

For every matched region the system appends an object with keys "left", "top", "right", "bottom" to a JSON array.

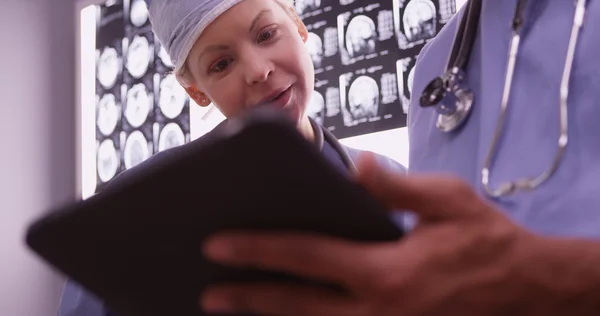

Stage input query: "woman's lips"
[
  {"left": 257, "top": 86, "right": 293, "bottom": 109},
  {"left": 269, "top": 86, "right": 292, "bottom": 109}
]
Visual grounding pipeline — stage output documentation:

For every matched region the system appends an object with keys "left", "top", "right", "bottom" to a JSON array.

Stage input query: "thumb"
[{"left": 355, "top": 152, "right": 481, "bottom": 221}]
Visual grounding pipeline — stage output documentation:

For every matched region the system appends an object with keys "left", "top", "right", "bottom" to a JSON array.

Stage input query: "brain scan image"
[
  {"left": 307, "top": 91, "right": 325, "bottom": 125},
  {"left": 306, "top": 32, "right": 324, "bottom": 68},
  {"left": 125, "top": 83, "right": 151, "bottom": 128},
  {"left": 347, "top": 76, "right": 379, "bottom": 120},
  {"left": 407, "top": 65, "right": 415, "bottom": 97},
  {"left": 97, "top": 47, "right": 120, "bottom": 89},
  {"left": 158, "top": 44, "right": 173, "bottom": 68},
  {"left": 123, "top": 130, "right": 149, "bottom": 169},
  {"left": 159, "top": 74, "right": 187, "bottom": 119},
  {"left": 294, "top": 0, "right": 321, "bottom": 15},
  {"left": 97, "top": 139, "right": 119, "bottom": 183},
  {"left": 345, "top": 15, "right": 377, "bottom": 58},
  {"left": 158, "top": 122, "right": 185, "bottom": 152},
  {"left": 126, "top": 35, "right": 151, "bottom": 79},
  {"left": 323, "top": 28, "right": 339, "bottom": 57},
  {"left": 129, "top": 0, "right": 149, "bottom": 27},
  {"left": 97, "top": 93, "right": 120, "bottom": 137},
  {"left": 396, "top": 58, "right": 414, "bottom": 114},
  {"left": 403, "top": 0, "right": 437, "bottom": 42},
  {"left": 325, "top": 87, "right": 341, "bottom": 117}
]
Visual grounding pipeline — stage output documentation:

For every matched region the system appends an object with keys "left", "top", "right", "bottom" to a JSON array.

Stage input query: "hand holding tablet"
[{"left": 25, "top": 108, "right": 403, "bottom": 316}]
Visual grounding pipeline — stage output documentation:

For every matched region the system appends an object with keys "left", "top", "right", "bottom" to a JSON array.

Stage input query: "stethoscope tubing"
[{"left": 309, "top": 117, "right": 357, "bottom": 174}]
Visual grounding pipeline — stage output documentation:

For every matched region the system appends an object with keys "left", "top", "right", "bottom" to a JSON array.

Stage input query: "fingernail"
[
  {"left": 201, "top": 294, "right": 234, "bottom": 313},
  {"left": 203, "top": 239, "right": 233, "bottom": 261}
]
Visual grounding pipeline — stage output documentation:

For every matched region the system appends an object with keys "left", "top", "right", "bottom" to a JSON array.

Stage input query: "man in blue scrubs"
[{"left": 195, "top": 1, "right": 600, "bottom": 315}]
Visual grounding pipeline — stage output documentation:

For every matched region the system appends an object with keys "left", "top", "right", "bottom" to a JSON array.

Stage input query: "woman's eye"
[
  {"left": 210, "top": 58, "right": 232, "bottom": 73},
  {"left": 257, "top": 29, "right": 276, "bottom": 43}
]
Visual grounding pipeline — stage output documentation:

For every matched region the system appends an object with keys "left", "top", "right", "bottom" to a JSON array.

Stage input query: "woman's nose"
[{"left": 243, "top": 53, "right": 275, "bottom": 85}]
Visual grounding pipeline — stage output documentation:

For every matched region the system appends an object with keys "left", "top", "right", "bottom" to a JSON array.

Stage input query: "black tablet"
[{"left": 25, "top": 109, "right": 403, "bottom": 316}]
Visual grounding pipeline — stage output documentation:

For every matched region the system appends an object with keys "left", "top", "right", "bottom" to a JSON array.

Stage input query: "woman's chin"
[{"left": 274, "top": 104, "right": 301, "bottom": 125}]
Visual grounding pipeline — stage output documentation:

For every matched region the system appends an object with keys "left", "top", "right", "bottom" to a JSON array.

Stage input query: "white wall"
[{"left": 0, "top": 0, "right": 77, "bottom": 315}]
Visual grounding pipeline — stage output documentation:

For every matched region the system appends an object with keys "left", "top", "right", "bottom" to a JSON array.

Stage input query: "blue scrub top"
[{"left": 409, "top": 0, "right": 600, "bottom": 238}]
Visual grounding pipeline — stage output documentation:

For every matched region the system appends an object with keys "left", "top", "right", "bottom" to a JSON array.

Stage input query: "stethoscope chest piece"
[{"left": 420, "top": 67, "right": 474, "bottom": 132}]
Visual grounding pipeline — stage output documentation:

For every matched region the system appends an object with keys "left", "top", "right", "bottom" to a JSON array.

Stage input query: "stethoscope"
[
  {"left": 419, "top": 0, "right": 589, "bottom": 198},
  {"left": 309, "top": 117, "right": 357, "bottom": 174}
]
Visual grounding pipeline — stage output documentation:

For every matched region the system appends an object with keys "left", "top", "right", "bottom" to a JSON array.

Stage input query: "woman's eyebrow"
[
  {"left": 197, "top": 9, "right": 273, "bottom": 65},
  {"left": 249, "top": 9, "right": 272, "bottom": 33},
  {"left": 198, "top": 44, "right": 228, "bottom": 65}
]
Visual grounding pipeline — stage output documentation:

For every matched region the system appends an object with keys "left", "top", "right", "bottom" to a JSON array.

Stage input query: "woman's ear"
[
  {"left": 175, "top": 67, "right": 211, "bottom": 107},
  {"left": 298, "top": 21, "right": 308, "bottom": 43},
  {"left": 185, "top": 85, "right": 212, "bottom": 107},
  {"left": 286, "top": 6, "right": 308, "bottom": 42}
]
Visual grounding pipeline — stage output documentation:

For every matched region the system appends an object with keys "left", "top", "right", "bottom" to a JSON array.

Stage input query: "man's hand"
[{"left": 198, "top": 153, "right": 594, "bottom": 316}]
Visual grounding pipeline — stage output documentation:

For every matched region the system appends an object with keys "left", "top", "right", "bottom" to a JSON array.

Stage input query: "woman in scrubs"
[{"left": 58, "top": 0, "right": 405, "bottom": 314}]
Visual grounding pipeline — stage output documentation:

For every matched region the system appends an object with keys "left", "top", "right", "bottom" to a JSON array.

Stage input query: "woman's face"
[{"left": 186, "top": 0, "right": 314, "bottom": 125}]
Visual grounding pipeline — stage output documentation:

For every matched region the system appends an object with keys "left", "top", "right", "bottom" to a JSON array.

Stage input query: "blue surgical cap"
[{"left": 146, "top": 0, "right": 245, "bottom": 73}]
